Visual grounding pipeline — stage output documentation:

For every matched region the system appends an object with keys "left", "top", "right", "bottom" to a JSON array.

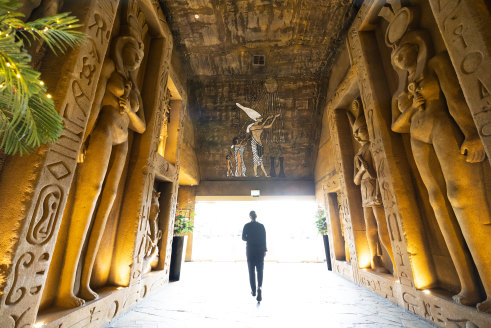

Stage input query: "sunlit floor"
[{"left": 105, "top": 262, "right": 436, "bottom": 328}]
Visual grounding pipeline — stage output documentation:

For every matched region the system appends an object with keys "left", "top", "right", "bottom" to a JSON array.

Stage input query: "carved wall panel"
[
  {"left": 0, "top": 1, "right": 118, "bottom": 326},
  {"left": 316, "top": 0, "right": 491, "bottom": 327}
]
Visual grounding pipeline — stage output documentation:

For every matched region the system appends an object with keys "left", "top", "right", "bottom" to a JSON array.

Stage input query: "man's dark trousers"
[{"left": 247, "top": 247, "right": 264, "bottom": 292}]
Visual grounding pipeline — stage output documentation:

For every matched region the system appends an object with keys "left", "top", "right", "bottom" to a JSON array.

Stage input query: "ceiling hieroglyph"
[{"left": 159, "top": 0, "right": 359, "bottom": 78}]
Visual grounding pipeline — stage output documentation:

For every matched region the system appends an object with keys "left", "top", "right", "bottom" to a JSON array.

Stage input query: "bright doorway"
[{"left": 191, "top": 197, "right": 325, "bottom": 262}]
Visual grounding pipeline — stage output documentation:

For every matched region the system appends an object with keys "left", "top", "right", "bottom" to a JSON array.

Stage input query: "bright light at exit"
[{"left": 192, "top": 198, "right": 325, "bottom": 262}]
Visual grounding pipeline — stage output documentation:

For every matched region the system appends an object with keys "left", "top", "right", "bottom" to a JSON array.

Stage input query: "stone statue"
[
  {"left": 390, "top": 29, "right": 491, "bottom": 311},
  {"left": 56, "top": 21, "right": 146, "bottom": 308},
  {"left": 144, "top": 190, "right": 162, "bottom": 271},
  {"left": 348, "top": 99, "right": 395, "bottom": 274}
]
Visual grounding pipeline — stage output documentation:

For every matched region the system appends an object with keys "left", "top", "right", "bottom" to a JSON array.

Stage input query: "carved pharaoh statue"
[
  {"left": 387, "top": 14, "right": 491, "bottom": 311},
  {"left": 348, "top": 99, "right": 395, "bottom": 274},
  {"left": 56, "top": 15, "right": 146, "bottom": 308}
]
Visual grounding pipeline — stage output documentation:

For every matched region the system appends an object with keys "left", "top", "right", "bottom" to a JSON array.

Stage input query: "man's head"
[{"left": 249, "top": 210, "right": 257, "bottom": 221}]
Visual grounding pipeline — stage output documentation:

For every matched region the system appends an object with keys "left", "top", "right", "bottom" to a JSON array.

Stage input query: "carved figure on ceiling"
[
  {"left": 390, "top": 27, "right": 491, "bottom": 312},
  {"left": 348, "top": 99, "right": 395, "bottom": 274},
  {"left": 56, "top": 15, "right": 146, "bottom": 308},
  {"left": 231, "top": 136, "right": 247, "bottom": 177},
  {"left": 236, "top": 103, "right": 280, "bottom": 177}
]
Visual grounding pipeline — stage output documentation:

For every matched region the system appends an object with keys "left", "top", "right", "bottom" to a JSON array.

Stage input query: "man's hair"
[
  {"left": 232, "top": 137, "right": 238, "bottom": 145},
  {"left": 249, "top": 211, "right": 257, "bottom": 220}
]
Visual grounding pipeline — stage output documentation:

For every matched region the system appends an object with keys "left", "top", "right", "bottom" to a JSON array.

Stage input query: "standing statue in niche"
[
  {"left": 236, "top": 103, "right": 280, "bottom": 177},
  {"left": 348, "top": 99, "right": 395, "bottom": 274},
  {"left": 144, "top": 190, "right": 163, "bottom": 271},
  {"left": 390, "top": 29, "right": 491, "bottom": 311},
  {"left": 56, "top": 18, "right": 146, "bottom": 308}
]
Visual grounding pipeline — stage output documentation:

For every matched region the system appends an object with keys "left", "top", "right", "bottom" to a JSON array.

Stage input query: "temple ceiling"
[
  {"left": 159, "top": 0, "right": 360, "bottom": 180},
  {"left": 160, "top": 0, "right": 358, "bottom": 78}
]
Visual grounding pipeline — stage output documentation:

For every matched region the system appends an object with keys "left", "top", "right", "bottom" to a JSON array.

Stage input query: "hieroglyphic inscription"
[{"left": 27, "top": 185, "right": 63, "bottom": 245}]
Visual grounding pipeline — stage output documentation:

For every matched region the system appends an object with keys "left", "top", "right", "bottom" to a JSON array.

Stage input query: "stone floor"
[{"left": 105, "top": 262, "right": 437, "bottom": 328}]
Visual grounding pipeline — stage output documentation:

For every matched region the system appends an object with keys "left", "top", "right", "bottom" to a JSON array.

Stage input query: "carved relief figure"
[
  {"left": 231, "top": 136, "right": 247, "bottom": 177},
  {"left": 236, "top": 103, "right": 280, "bottom": 177},
  {"left": 56, "top": 17, "right": 146, "bottom": 308},
  {"left": 158, "top": 99, "right": 170, "bottom": 156},
  {"left": 390, "top": 29, "right": 491, "bottom": 311},
  {"left": 144, "top": 190, "right": 163, "bottom": 271},
  {"left": 348, "top": 99, "right": 395, "bottom": 274}
]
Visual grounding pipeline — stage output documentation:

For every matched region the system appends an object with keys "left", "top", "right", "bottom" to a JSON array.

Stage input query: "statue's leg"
[
  {"left": 432, "top": 126, "right": 491, "bottom": 311},
  {"left": 260, "top": 163, "right": 269, "bottom": 177},
  {"left": 80, "top": 140, "right": 129, "bottom": 300},
  {"left": 373, "top": 206, "right": 396, "bottom": 275},
  {"left": 411, "top": 138, "right": 480, "bottom": 305},
  {"left": 364, "top": 207, "right": 387, "bottom": 272},
  {"left": 56, "top": 125, "right": 113, "bottom": 308}
]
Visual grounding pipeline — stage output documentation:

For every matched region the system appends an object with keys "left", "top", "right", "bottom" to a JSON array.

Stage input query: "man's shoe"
[
  {"left": 251, "top": 289, "right": 256, "bottom": 297},
  {"left": 256, "top": 288, "right": 262, "bottom": 302}
]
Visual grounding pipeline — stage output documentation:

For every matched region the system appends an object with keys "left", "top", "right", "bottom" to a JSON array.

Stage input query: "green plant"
[
  {"left": 0, "top": 0, "right": 84, "bottom": 155},
  {"left": 174, "top": 209, "right": 195, "bottom": 235},
  {"left": 315, "top": 207, "right": 327, "bottom": 235}
]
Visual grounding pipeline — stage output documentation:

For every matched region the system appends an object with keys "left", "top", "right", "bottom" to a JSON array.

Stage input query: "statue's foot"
[
  {"left": 452, "top": 290, "right": 480, "bottom": 306},
  {"left": 56, "top": 293, "right": 85, "bottom": 308},
  {"left": 80, "top": 285, "right": 99, "bottom": 301},
  {"left": 477, "top": 298, "right": 491, "bottom": 313}
]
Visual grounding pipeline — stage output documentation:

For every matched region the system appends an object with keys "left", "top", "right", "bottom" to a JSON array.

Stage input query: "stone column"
[
  {"left": 428, "top": 0, "right": 491, "bottom": 164},
  {"left": 0, "top": 1, "right": 118, "bottom": 326},
  {"left": 177, "top": 186, "right": 197, "bottom": 262}
]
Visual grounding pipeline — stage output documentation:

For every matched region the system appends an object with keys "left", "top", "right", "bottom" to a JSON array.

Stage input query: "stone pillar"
[
  {"left": 177, "top": 186, "right": 197, "bottom": 262},
  {"left": 0, "top": 1, "right": 118, "bottom": 326},
  {"left": 428, "top": 0, "right": 491, "bottom": 164}
]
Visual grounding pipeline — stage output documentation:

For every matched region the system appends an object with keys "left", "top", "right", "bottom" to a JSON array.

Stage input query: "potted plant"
[
  {"left": 169, "top": 209, "right": 194, "bottom": 281},
  {"left": 315, "top": 208, "right": 332, "bottom": 270}
]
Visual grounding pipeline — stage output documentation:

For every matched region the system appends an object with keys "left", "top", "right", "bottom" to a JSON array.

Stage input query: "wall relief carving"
[
  {"left": 383, "top": 1, "right": 491, "bottom": 312},
  {"left": 348, "top": 99, "right": 395, "bottom": 274},
  {"left": 56, "top": 10, "right": 147, "bottom": 308}
]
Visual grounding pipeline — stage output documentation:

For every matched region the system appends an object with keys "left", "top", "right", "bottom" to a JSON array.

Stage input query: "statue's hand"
[
  {"left": 118, "top": 97, "right": 130, "bottom": 114},
  {"left": 412, "top": 94, "right": 425, "bottom": 109},
  {"left": 460, "top": 137, "right": 486, "bottom": 163}
]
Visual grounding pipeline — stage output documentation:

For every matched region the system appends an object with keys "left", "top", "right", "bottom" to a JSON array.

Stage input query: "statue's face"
[
  {"left": 393, "top": 44, "right": 418, "bottom": 70},
  {"left": 353, "top": 124, "right": 369, "bottom": 144},
  {"left": 123, "top": 44, "right": 143, "bottom": 71}
]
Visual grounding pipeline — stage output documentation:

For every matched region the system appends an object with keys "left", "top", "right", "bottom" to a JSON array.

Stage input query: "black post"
[
  {"left": 278, "top": 156, "right": 285, "bottom": 177},
  {"left": 323, "top": 234, "right": 332, "bottom": 271},
  {"left": 170, "top": 236, "right": 185, "bottom": 281}
]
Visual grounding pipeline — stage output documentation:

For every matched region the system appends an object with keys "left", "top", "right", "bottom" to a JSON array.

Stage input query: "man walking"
[{"left": 242, "top": 210, "right": 267, "bottom": 302}]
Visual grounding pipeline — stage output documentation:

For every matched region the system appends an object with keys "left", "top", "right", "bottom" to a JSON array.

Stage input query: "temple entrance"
[{"left": 191, "top": 197, "right": 324, "bottom": 262}]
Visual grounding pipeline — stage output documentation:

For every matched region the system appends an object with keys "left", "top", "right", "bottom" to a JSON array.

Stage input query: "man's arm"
[
  {"left": 242, "top": 224, "right": 248, "bottom": 241},
  {"left": 262, "top": 225, "right": 267, "bottom": 252}
]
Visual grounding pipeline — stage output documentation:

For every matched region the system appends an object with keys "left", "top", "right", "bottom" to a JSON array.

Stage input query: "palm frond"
[{"left": 0, "top": 1, "right": 85, "bottom": 155}]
